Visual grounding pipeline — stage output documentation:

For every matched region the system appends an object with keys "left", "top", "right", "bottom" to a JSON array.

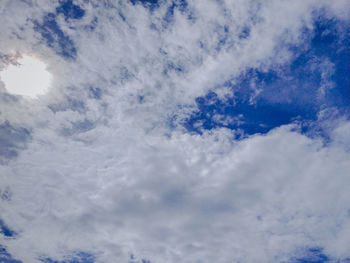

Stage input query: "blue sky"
[{"left": 0, "top": 0, "right": 349, "bottom": 262}]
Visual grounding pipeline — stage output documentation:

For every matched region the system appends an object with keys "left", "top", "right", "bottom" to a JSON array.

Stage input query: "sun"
[{"left": 0, "top": 55, "right": 52, "bottom": 99}]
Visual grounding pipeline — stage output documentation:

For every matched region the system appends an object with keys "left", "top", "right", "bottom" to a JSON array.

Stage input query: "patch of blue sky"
[
  {"left": 0, "top": 251, "right": 95, "bottom": 263},
  {"left": 40, "top": 252, "right": 95, "bottom": 263},
  {"left": 146, "top": 0, "right": 190, "bottom": 31},
  {"left": 184, "top": 12, "right": 349, "bottom": 140},
  {"left": 214, "top": 25, "right": 231, "bottom": 52},
  {"left": 131, "top": 0, "right": 190, "bottom": 26},
  {"left": 291, "top": 247, "right": 330, "bottom": 263},
  {"left": 184, "top": 90, "right": 301, "bottom": 137},
  {"left": 0, "top": 219, "right": 16, "bottom": 237},
  {"left": 130, "top": 0, "right": 188, "bottom": 11},
  {"left": 129, "top": 0, "right": 159, "bottom": 12},
  {"left": 0, "top": 225, "right": 21, "bottom": 263},
  {"left": 56, "top": 0, "right": 85, "bottom": 21},
  {"left": 170, "top": 0, "right": 188, "bottom": 13},
  {"left": 0, "top": 245, "right": 22, "bottom": 263},
  {"left": 33, "top": 0, "right": 86, "bottom": 59},
  {"left": 238, "top": 26, "right": 250, "bottom": 40},
  {"left": 163, "top": 0, "right": 189, "bottom": 23},
  {"left": 34, "top": 13, "right": 77, "bottom": 59},
  {"left": 162, "top": 62, "right": 184, "bottom": 76},
  {"left": 88, "top": 87, "right": 102, "bottom": 99},
  {"left": 1, "top": 241, "right": 95, "bottom": 263},
  {"left": 287, "top": 12, "right": 349, "bottom": 111},
  {"left": 290, "top": 247, "right": 350, "bottom": 263}
]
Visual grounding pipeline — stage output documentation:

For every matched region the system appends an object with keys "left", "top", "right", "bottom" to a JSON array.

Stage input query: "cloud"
[
  {"left": 0, "top": 0, "right": 349, "bottom": 262},
  {"left": 0, "top": 122, "right": 30, "bottom": 161},
  {"left": 1, "top": 123, "right": 350, "bottom": 262}
]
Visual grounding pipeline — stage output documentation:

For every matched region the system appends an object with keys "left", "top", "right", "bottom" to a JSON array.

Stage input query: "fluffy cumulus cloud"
[{"left": 0, "top": 0, "right": 349, "bottom": 262}]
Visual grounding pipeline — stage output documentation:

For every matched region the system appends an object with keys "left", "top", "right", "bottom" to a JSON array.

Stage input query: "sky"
[{"left": 0, "top": 0, "right": 349, "bottom": 262}]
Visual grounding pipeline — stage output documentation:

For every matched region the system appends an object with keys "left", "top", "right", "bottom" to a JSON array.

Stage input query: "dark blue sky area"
[
  {"left": 56, "top": 0, "right": 85, "bottom": 20},
  {"left": 291, "top": 247, "right": 350, "bottom": 263},
  {"left": 184, "top": 13, "right": 350, "bottom": 139}
]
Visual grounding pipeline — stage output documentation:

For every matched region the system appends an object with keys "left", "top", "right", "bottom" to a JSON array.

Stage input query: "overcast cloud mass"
[{"left": 0, "top": 0, "right": 350, "bottom": 262}]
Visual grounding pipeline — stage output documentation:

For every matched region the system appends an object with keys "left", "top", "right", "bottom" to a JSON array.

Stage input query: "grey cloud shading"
[
  {"left": 1, "top": 125, "right": 349, "bottom": 262},
  {"left": 0, "top": 121, "right": 30, "bottom": 160}
]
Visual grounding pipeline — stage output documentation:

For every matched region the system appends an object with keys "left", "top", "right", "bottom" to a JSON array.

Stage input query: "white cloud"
[{"left": 1, "top": 123, "right": 350, "bottom": 262}]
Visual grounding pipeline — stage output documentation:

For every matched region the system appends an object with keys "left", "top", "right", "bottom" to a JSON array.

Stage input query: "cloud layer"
[{"left": 0, "top": 0, "right": 349, "bottom": 262}]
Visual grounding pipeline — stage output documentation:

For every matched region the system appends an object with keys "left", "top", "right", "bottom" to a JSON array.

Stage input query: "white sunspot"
[{"left": 0, "top": 55, "right": 52, "bottom": 99}]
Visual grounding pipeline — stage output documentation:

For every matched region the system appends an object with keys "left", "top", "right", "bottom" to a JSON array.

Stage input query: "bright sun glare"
[{"left": 0, "top": 55, "right": 52, "bottom": 99}]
